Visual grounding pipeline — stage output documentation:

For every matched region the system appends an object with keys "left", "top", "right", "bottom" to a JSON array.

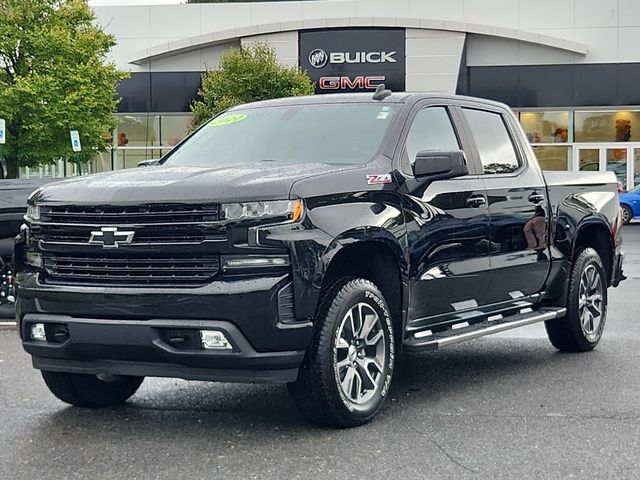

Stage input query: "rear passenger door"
[{"left": 460, "top": 106, "right": 551, "bottom": 303}]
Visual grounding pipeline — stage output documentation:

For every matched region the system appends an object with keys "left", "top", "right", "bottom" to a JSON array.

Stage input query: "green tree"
[
  {"left": 191, "top": 43, "right": 314, "bottom": 126},
  {"left": 0, "top": 0, "right": 126, "bottom": 178}
]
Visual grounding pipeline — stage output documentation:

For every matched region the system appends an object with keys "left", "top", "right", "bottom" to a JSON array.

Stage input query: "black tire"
[
  {"left": 288, "top": 278, "right": 395, "bottom": 428},
  {"left": 621, "top": 205, "right": 633, "bottom": 225},
  {"left": 41, "top": 371, "right": 144, "bottom": 407},
  {"left": 545, "top": 248, "right": 607, "bottom": 352}
]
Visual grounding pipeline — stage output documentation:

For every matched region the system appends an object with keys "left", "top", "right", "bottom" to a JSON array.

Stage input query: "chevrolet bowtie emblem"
[{"left": 89, "top": 227, "right": 135, "bottom": 248}]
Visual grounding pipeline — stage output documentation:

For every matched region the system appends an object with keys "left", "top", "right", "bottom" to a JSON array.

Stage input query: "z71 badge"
[{"left": 366, "top": 174, "right": 393, "bottom": 185}]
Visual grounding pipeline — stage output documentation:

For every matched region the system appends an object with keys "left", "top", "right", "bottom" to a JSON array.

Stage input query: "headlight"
[
  {"left": 221, "top": 199, "right": 303, "bottom": 222},
  {"left": 26, "top": 204, "right": 40, "bottom": 221}
]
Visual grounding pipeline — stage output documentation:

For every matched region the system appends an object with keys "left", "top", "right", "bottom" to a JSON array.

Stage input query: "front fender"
[{"left": 290, "top": 191, "right": 407, "bottom": 322}]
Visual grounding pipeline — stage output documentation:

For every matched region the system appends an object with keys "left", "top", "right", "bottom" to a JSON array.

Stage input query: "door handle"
[
  {"left": 466, "top": 195, "right": 486, "bottom": 208},
  {"left": 528, "top": 193, "right": 545, "bottom": 204}
]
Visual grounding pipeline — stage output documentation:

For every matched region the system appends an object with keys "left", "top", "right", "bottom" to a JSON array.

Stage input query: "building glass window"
[
  {"left": 115, "top": 147, "right": 171, "bottom": 170},
  {"left": 578, "top": 148, "right": 600, "bottom": 171},
  {"left": 463, "top": 108, "right": 520, "bottom": 174},
  {"left": 520, "top": 111, "right": 569, "bottom": 144},
  {"left": 532, "top": 145, "right": 570, "bottom": 171},
  {"left": 606, "top": 148, "right": 628, "bottom": 188},
  {"left": 161, "top": 115, "right": 193, "bottom": 147},
  {"left": 634, "top": 149, "right": 640, "bottom": 190},
  {"left": 574, "top": 111, "right": 640, "bottom": 143},
  {"left": 115, "top": 115, "right": 160, "bottom": 147}
]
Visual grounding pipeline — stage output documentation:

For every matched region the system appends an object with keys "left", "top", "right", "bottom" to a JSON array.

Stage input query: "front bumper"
[
  {"left": 22, "top": 314, "right": 303, "bottom": 383},
  {"left": 17, "top": 272, "right": 313, "bottom": 383}
]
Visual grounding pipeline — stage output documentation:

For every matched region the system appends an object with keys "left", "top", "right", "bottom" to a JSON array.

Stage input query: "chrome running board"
[{"left": 404, "top": 307, "right": 567, "bottom": 352}]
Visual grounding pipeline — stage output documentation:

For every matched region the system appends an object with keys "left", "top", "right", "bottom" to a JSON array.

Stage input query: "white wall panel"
[
  {"left": 405, "top": 29, "right": 465, "bottom": 93},
  {"left": 518, "top": 42, "right": 576, "bottom": 65},
  {"left": 518, "top": 0, "right": 575, "bottom": 30},
  {"left": 466, "top": 35, "right": 517, "bottom": 66},
  {"left": 619, "top": 0, "right": 640, "bottom": 28},
  {"left": 406, "top": 73, "right": 459, "bottom": 93},
  {"left": 354, "top": 0, "right": 410, "bottom": 18},
  {"left": 618, "top": 27, "right": 640, "bottom": 62},
  {"left": 301, "top": 1, "right": 356, "bottom": 19},
  {"left": 462, "top": 0, "right": 518, "bottom": 29},
  {"left": 573, "top": 28, "right": 618, "bottom": 63},
  {"left": 200, "top": 4, "right": 252, "bottom": 33},
  {"left": 409, "top": 0, "right": 464, "bottom": 22},
  {"left": 574, "top": 0, "right": 618, "bottom": 28},
  {"left": 249, "top": 2, "right": 304, "bottom": 26},
  {"left": 94, "top": 0, "right": 640, "bottom": 70},
  {"left": 95, "top": 6, "right": 151, "bottom": 40},
  {"left": 149, "top": 5, "right": 202, "bottom": 39},
  {"left": 241, "top": 31, "right": 299, "bottom": 68}
]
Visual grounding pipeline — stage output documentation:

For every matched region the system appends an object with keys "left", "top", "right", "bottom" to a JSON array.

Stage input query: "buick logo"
[
  {"left": 89, "top": 227, "right": 135, "bottom": 249},
  {"left": 308, "top": 48, "right": 328, "bottom": 69}
]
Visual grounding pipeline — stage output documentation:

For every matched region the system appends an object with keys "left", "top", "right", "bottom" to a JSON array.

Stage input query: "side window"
[
  {"left": 404, "top": 107, "right": 460, "bottom": 166},
  {"left": 463, "top": 108, "right": 521, "bottom": 174}
]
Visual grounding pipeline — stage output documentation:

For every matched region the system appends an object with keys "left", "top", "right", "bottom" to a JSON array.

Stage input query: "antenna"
[{"left": 372, "top": 83, "right": 392, "bottom": 101}]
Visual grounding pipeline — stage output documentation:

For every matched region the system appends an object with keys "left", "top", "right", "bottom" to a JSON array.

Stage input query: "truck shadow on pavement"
[{"left": 31, "top": 336, "right": 607, "bottom": 438}]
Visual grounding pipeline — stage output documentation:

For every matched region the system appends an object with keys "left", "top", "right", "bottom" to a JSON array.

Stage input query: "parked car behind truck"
[
  {"left": 15, "top": 92, "right": 624, "bottom": 427},
  {"left": 0, "top": 179, "right": 57, "bottom": 317}
]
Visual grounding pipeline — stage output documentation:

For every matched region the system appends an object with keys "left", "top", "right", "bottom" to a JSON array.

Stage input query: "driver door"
[{"left": 398, "top": 104, "right": 491, "bottom": 329}]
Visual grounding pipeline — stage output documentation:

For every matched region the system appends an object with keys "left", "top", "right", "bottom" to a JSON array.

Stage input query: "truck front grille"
[
  {"left": 32, "top": 203, "right": 224, "bottom": 287},
  {"left": 39, "top": 203, "right": 220, "bottom": 224},
  {"left": 31, "top": 224, "right": 212, "bottom": 244},
  {"left": 43, "top": 252, "right": 220, "bottom": 286}
]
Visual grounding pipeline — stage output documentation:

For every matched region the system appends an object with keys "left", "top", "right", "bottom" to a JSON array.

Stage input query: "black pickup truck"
[{"left": 15, "top": 92, "right": 624, "bottom": 427}]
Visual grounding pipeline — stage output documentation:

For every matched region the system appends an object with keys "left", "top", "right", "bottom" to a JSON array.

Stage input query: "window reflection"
[
  {"left": 520, "top": 111, "right": 569, "bottom": 143},
  {"left": 575, "top": 111, "right": 640, "bottom": 143},
  {"left": 161, "top": 115, "right": 193, "bottom": 147},
  {"left": 116, "top": 115, "right": 160, "bottom": 147},
  {"left": 532, "top": 146, "right": 570, "bottom": 171},
  {"left": 606, "top": 148, "right": 627, "bottom": 189},
  {"left": 463, "top": 108, "right": 520, "bottom": 174},
  {"left": 579, "top": 149, "right": 599, "bottom": 171}
]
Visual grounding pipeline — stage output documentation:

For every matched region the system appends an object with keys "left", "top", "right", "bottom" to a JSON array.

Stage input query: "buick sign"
[
  {"left": 309, "top": 48, "right": 328, "bottom": 68},
  {"left": 300, "top": 28, "right": 405, "bottom": 93}
]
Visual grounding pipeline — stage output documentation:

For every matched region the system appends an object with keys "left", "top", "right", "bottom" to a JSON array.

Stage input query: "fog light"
[
  {"left": 30, "top": 323, "right": 47, "bottom": 341},
  {"left": 25, "top": 252, "right": 43, "bottom": 268},
  {"left": 200, "top": 330, "right": 232, "bottom": 350},
  {"left": 221, "top": 255, "right": 289, "bottom": 271}
]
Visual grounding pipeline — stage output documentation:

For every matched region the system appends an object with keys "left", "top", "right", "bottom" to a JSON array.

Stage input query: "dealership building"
[{"left": 28, "top": 0, "right": 640, "bottom": 190}]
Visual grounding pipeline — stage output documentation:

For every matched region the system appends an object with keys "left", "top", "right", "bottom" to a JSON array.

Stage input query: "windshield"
[{"left": 163, "top": 103, "right": 397, "bottom": 168}]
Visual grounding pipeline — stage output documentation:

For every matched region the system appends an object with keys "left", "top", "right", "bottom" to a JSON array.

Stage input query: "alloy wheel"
[
  {"left": 334, "top": 302, "right": 387, "bottom": 405},
  {"left": 578, "top": 264, "right": 604, "bottom": 342}
]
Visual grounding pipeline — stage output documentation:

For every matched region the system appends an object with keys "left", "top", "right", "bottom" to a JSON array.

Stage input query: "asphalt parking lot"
[{"left": 1, "top": 224, "right": 639, "bottom": 480}]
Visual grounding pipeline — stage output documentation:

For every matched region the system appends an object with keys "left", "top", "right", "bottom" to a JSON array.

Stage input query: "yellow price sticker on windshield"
[{"left": 208, "top": 114, "right": 247, "bottom": 127}]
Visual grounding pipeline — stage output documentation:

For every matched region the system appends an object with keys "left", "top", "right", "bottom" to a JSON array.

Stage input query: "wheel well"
[
  {"left": 321, "top": 242, "right": 403, "bottom": 338},
  {"left": 574, "top": 224, "right": 613, "bottom": 284}
]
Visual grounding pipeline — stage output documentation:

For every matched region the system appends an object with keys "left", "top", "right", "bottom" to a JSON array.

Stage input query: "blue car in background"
[{"left": 620, "top": 186, "right": 640, "bottom": 224}]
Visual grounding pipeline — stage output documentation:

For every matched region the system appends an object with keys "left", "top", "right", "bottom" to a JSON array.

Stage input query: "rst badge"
[{"left": 366, "top": 174, "right": 393, "bottom": 185}]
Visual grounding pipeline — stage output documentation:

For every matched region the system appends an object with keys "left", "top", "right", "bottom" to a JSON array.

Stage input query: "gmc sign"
[{"left": 299, "top": 28, "right": 406, "bottom": 94}]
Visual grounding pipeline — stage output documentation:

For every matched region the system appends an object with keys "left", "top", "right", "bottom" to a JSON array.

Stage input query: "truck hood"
[{"left": 31, "top": 163, "right": 358, "bottom": 205}]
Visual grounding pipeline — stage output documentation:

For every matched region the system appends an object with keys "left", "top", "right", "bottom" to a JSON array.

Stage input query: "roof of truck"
[{"left": 230, "top": 92, "right": 509, "bottom": 110}]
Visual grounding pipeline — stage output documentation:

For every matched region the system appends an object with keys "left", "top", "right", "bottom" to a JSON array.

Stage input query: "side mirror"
[
  {"left": 137, "top": 159, "right": 160, "bottom": 168},
  {"left": 413, "top": 150, "right": 469, "bottom": 179}
]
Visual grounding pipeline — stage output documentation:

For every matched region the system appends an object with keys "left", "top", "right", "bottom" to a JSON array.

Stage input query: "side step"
[{"left": 404, "top": 307, "right": 566, "bottom": 352}]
